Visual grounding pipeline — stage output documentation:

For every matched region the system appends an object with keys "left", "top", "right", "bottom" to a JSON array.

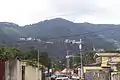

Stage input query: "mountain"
[
  {"left": 0, "top": 22, "right": 20, "bottom": 44},
  {"left": 0, "top": 18, "right": 120, "bottom": 58}
]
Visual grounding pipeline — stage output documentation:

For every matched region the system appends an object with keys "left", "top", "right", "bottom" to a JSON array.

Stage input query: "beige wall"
[
  {"left": 25, "top": 66, "right": 42, "bottom": 80},
  {"left": 4, "top": 60, "right": 42, "bottom": 80},
  {"left": 83, "top": 67, "right": 103, "bottom": 73},
  {"left": 5, "top": 60, "right": 22, "bottom": 80},
  {"left": 101, "top": 57, "right": 109, "bottom": 67},
  {"left": 100, "top": 56, "right": 120, "bottom": 67},
  {"left": 111, "top": 57, "right": 120, "bottom": 62}
]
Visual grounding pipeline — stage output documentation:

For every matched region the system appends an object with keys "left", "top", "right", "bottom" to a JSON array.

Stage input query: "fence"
[
  {"left": 111, "top": 72, "right": 120, "bottom": 80},
  {"left": 84, "top": 70, "right": 110, "bottom": 80}
]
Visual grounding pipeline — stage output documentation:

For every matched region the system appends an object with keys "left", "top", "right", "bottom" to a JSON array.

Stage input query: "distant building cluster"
[
  {"left": 19, "top": 37, "right": 54, "bottom": 44},
  {"left": 64, "top": 39, "right": 105, "bottom": 52},
  {"left": 20, "top": 37, "right": 41, "bottom": 42},
  {"left": 64, "top": 39, "right": 76, "bottom": 44}
]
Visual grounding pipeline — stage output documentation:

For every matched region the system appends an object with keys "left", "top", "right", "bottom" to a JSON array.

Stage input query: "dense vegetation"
[
  {"left": 0, "top": 46, "right": 96, "bottom": 70},
  {"left": 52, "top": 50, "right": 120, "bottom": 70},
  {"left": 1, "top": 45, "right": 120, "bottom": 71},
  {"left": 0, "top": 46, "right": 51, "bottom": 70}
]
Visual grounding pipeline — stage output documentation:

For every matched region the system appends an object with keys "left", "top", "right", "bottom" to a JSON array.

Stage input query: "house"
[
  {"left": 26, "top": 37, "right": 32, "bottom": 41},
  {"left": 20, "top": 38, "right": 26, "bottom": 41},
  {"left": 93, "top": 53, "right": 120, "bottom": 80},
  {"left": 82, "top": 52, "right": 120, "bottom": 80},
  {"left": 94, "top": 53, "right": 120, "bottom": 71}
]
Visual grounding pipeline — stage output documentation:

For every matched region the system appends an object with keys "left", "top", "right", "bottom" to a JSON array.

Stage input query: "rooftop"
[{"left": 95, "top": 53, "right": 120, "bottom": 57}]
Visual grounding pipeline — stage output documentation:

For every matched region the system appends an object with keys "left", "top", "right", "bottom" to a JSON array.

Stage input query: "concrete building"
[
  {"left": 0, "top": 59, "right": 42, "bottom": 80},
  {"left": 23, "top": 66, "right": 42, "bottom": 80},
  {"left": 0, "top": 59, "right": 22, "bottom": 80},
  {"left": 5, "top": 59, "right": 22, "bottom": 80},
  {"left": 83, "top": 52, "right": 120, "bottom": 80},
  {"left": 21, "top": 61, "right": 42, "bottom": 80},
  {"left": 94, "top": 53, "right": 120, "bottom": 71}
]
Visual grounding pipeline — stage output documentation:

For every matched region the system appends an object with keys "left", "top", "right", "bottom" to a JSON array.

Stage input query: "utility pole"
[
  {"left": 65, "top": 38, "right": 84, "bottom": 79},
  {"left": 77, "top": 39, "right": 83, "bottom": 79},
  {"left": 72, "top": 56, "right": 75, "bottom": 68},
  {"left": 66, "top": 51, "right": 70, "bottom": 69},
  {"left": 38, "top": 49, "right": 40, "bottom": 80},
  {"left": 79, "top": 39, "right": 84, "bottom": 80},
  {"left": 75, "top": 39, "right": 84, "bottom": 80},
  {"left": 93, "top": 44, "right": 96, "bottom": 52}
]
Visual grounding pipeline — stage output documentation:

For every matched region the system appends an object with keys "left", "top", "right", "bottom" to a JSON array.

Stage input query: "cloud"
[
  {"left": 0, "top": 0, "right": 56, "bottom": 25},
  {"left": 50, "top": 0, "right": 120, "bottom": 24},
  {"left": 0, "top": 0, "right": 120, "bottom": 25}
]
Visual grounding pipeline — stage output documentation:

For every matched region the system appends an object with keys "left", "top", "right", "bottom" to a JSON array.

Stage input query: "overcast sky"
[{"left": 0, "top": 0, "right": 120, "bottom": 25}]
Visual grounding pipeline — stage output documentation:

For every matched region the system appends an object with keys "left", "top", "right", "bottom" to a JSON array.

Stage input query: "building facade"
[{"left": 84, "top": 53, "right": 120, "bottom": 80}]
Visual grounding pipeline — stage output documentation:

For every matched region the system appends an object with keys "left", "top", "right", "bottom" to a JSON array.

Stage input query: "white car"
[
  {"left": 55, "top": 74, "right": 69, "bottom": 80},
  {"left": 71, "top": 76, "right": 79, "bottom": 80}
]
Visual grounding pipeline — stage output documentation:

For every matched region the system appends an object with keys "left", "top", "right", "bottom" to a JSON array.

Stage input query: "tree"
[
  {"left": 70, "top": 52, "right": 95, "bottom": 66},
  {"left": 83, "top": 52, "right": 95, "bottom": 65},
  {"left": 21, "top": 47, "right": 51, "bottom": 68},
  {"left": 0, "top": 47, "right": 19, "bottom": 60},
  {"left": 0, "top": 46, "right": 52, "bottom": 70}
]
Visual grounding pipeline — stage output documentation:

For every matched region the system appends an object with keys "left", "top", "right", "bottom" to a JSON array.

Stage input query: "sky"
[{"left": 0, "top": 0, "right": 120, "bottom": 26}]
